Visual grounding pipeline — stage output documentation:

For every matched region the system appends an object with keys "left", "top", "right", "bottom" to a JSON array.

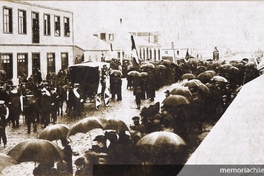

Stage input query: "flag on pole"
[
  {"left": 185, "top": 49, "right": 190, "bottom": 62},
  {"left": 131, "top": 35, "right": 140, "bottom": 66}
]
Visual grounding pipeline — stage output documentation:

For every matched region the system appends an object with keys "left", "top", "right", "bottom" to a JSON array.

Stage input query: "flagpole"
[{"left": 120, "top": 18, "right": 123, "bottom": 66}]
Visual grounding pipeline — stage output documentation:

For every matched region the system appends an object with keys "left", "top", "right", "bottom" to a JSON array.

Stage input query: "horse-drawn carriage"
[{"left": 68, "top": 62, "right": 111, "bottom": 109}]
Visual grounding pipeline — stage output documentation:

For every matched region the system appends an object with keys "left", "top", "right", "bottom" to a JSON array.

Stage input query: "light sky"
[{"left": 32, "top": 1, "right": 264, "bottom": 51}]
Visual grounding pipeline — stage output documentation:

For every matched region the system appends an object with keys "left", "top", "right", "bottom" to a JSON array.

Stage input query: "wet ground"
[{"left": 1, "top": 78, "right": 214, "bottom": 176}]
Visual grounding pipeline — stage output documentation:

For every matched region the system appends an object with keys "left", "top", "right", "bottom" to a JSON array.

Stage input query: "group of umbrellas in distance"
[{"left": 0, "top": 116, "right": 187, "bottom": 172}]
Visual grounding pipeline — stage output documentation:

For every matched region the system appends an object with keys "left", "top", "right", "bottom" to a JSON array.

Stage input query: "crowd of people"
[{"left": 0, "top": 57, "right": 263, "bottom": 175}]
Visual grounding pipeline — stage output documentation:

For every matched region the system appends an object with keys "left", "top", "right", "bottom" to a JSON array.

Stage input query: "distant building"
[
  {"left": 130, "top": 31, "right": 162, "bottom": 62},
  {"left": 93, "top": 28, "right": 161, "bottom": 62},
  {"left": 0, "top": 1, "right": 74, "bottom": 85},
  {"left": 161, "top": 42, "right": 198, "bottom": 62},
  {"left": 74, "top": 35, "right": 110, "bottom": 63}
]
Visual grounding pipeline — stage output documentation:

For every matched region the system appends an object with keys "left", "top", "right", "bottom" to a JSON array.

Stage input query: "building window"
[
  {"left": 54, "top": 16, "right": 60, "bottom": 37},
  {"left": 3, "top": 7, "right": 13, "bottom": 33},
  {"left": 118, "top": 52, "right": 124, "bottom": 59},
  {"left": 32, "top": 12, "right": 39, "bottom": 43},
  {"left": 64, "top": 17, "right": 70, "bottom": 37},
  {"left": 143, "top": 49, "right": 145, "bottom": 60},
  {"left": 154, "top": 35, "right": 158, "bottom": 43},
  {"left": 150, "top": 49, "right": 152, "bottom": 59},
  {"left": 47, "top": 53, "right": 55, "bottom": 73},
  {"left": 0, "top": 54, "right": 13, "bottom": 79},
  {"left": 44, "top": 14, "right": 50, "bottom": 35},
  {"left": 18, "top": 10, "right": 26, "bottom": 34},
  {"left": 100, "top": 33, "right": 106, "bottom": 40},
  {"left": 17, "top": 54, "right": 28, "bottom": 78},
  {"left": 61, "top": 53, "right": 68, "bottom": 70},
  {"left": 146, "top": 48, "right": 149, "bottom": 60},
  {"left": 158, "top": 49, "right": 160, "bottom": 61},
  {"left": 32, "top": 53, "right": 40, "bottom": 73},
  {"left": 165, "top": 51, "right": 168, "bottom": 54},
  {"left": 109, "top": 34, "right": 114, "bottom": 41},
  {"left": 154, "top": 49, "right": 156, "bottom": 61}
]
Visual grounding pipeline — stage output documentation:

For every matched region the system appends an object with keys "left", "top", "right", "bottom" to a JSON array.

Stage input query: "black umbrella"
[
  {"left": 110, "top": 70, "right": 122, "bottom": 77},
  {"left": 162, "top": 95, "right": 190, "bottom": 107},
  {"left": 136, "top": 131, "right": 188, "bottom": 164},
  {"left": 8, "top": 139, "right": 64, "bottom": 164},
  {"left": 127, "top": 70, "right": 141, "bottom": 77}
]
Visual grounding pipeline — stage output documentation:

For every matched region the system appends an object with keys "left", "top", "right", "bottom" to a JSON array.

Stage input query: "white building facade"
[{"left": 0, "top": 1, "right": 74, "bottom": 85}]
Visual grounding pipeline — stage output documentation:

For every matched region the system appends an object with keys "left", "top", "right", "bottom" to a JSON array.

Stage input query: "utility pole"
[
  {"left": 120, "top": 18, "right": 123, "bottom": 66},
  {"left": 172, "top": 42, "right": 176, "bottom": 63}
]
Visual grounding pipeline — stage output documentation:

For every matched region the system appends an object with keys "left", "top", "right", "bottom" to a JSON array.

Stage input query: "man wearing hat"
[
  {"left": 130, "top": 116, "right": 145, "bottom": 135},
  {"left": 50, "top": 87, "right": 59, "bottom": 123},
  {"left": 91, "top": 135, "right": 108, "bottom": 153},
  {"left": 0, "top": 100, "right": 8, "bottom": 147},
  {"left": 61, "top": 138, "right": 73, "bottom": 174},
  {"left": 8, "top": 86, "right": 21, "bottom": 128},
  {"left": 72, "top": 83, "right": 84, "bottom": 119},
  {"left": 40, "top": 89, "right": 51, "bottom": 128}
]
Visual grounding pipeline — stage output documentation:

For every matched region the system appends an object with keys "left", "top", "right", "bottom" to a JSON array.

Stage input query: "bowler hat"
[
  {"left": 132, "top": 116, "right": 140, "bottom": 121},
  {"left": 93, "top": 135, "right": 106, "bottom": 142}
]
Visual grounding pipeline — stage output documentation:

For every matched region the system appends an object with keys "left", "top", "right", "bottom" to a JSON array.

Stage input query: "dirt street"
[{"left": 1, "top": 78, "right": 212, "bottom": 176}]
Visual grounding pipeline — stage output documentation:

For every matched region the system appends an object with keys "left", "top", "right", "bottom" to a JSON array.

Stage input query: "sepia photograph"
[{"left": 0, "top": 1, "right": 264, "bottom": 175}]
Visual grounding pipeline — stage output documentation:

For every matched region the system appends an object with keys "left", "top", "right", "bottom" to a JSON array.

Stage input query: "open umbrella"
[
  {"left": 211, "top": 75, "right": 228, "bottom": 83},
  {"left": 140, "top": 72, "right": 148, "bottom": 77},
  {"left": 110, "top": 70, "right": 122, "bottom": 77},
  {"left": 7, "top": 139, "right": 64, "bottom": 164},
  {"left": 156, "top": 65, "right": 167, "bottom": 70},
  {"left": 170, "top": 87, "right": 192, "bottom": 101},
  {"left": 245, "top": 61, "right": 255, "bottom": 68},
  {"left": 62, "top": 84, "right": 72, "bottom": 89},
  {"left": 38, "top": 124, "right": 69, "bottom": 141},
  {"left": 68, "top": 117, "right": 107, "bottom": 136},
  {"left": 127, "top": 70, "right": 141, "bottom": 77},
  {"left": 162, "top": 95, "right": 190, "bottom": 107},
  {"left": 160, "top": 60, "right": 171, "bottom": 66},
  {"left": 230, "top": 66, "right": 240, "bottom": 74},
  {"left": 181, "top": 73, "right": 196, "bottom": 80},
  {"left": 0, "top": 153, "right": 17, "bottom": 171},
  {"left": 105, "top": 119, "right": 130, "bottom": 132},
  {"left": 197, "top": 72, "right": 214, "bottom": 84},
  {"left": 181, "top": 79, "right": 201, "bottom": 88},
  {"left": 136, "top": 131, "right": 188, "bottom": 164},
  {"left": 221, "top": 63, "right": 233, "bottom": 70},
  {"left": 204, "top": 70, "right": 217, "bottom": 77},
  {"left": 141, "top": 63, "right": 155, "bottom": 69}
]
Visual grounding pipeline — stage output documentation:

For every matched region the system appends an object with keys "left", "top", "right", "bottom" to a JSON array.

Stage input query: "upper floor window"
[
  {"left": 64, "top": 17, "right": 70, "bottom": 37},
  {"left": 54, "top": 15, "right": 60, "bottom": 37},
  {"left": 100, "top": 33, "right": 106, "bottom": 40},
  {"left": 18, "top": 10, "right": 26, "bottom": 34},
  {"left": 3, "top": 7, "right": 13, "bottom": 33},
  {"left": 44, "top": 14, "right": 50, "bottom": 35}
]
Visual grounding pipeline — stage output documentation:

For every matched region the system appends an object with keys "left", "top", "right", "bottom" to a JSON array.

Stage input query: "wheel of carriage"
[
  {"left": 103, "top": 89, "right": 111, "bottom": 107},
  {"left": 95, "top": 94, "right": 102, "bottom": 110}
]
